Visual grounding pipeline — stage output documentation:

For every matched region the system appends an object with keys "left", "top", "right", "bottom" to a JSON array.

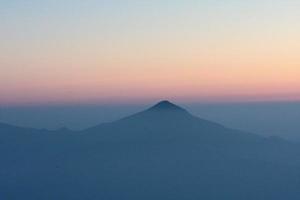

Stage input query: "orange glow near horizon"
[
  {"left": 1, "top": 1, "right": 300, "bottom": 105},
  {"left": 2, "top": 64, "right": 300, "bottom": 106}
]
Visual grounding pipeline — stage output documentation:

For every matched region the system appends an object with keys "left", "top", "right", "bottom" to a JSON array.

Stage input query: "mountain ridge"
[{"left": 1, "top": 100, "right": 300, "bottom": 199}]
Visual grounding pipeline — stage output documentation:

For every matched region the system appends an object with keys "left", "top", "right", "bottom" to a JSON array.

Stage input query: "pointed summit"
[{"left": 148, "top": 100, "right": 187, "bottom": 112}]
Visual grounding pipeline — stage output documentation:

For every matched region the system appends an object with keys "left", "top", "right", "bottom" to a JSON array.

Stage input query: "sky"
[{"left": 1, "top": 0, "right": 300, "bottom": 106}]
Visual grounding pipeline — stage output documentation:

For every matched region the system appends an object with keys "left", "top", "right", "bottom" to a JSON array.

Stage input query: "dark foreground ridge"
[{"left": 1, "top": 100, "right": 300, "bottom": 200}]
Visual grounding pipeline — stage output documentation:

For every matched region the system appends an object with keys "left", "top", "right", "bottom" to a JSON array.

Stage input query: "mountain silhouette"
[
  {"left": 85, "top": 101, "right": 264, "bottom": 145},
  {"left": 1, "top": 101, "right": 300, "bottom": 200}
]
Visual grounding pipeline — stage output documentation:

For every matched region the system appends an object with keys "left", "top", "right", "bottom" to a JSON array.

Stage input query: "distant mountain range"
[{"left": 1, "top": 101, "right": 300, "bottom": 200}]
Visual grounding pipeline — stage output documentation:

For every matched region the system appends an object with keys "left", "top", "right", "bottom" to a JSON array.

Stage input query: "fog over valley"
[{"left": 1, "top": 101, "right": 300, "bottom": 141}]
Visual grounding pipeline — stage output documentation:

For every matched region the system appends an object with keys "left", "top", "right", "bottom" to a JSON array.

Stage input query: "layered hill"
[{"left": 1, "top": 101, "right": 300, "bottom": 199}]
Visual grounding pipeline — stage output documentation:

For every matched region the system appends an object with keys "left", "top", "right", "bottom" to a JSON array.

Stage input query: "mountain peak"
[{"left": 148, "top": 100, "right": 187, "bottom": 112}]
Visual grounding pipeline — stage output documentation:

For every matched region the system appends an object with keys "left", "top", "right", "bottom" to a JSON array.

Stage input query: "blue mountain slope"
[{"left": 1, "top": 101, "right": 300, "bottom": 200}]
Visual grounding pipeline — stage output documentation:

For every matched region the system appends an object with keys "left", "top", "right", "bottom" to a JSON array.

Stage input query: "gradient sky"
[{"left": 1, "top": 0, "right": 300, "bottom": 105}]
